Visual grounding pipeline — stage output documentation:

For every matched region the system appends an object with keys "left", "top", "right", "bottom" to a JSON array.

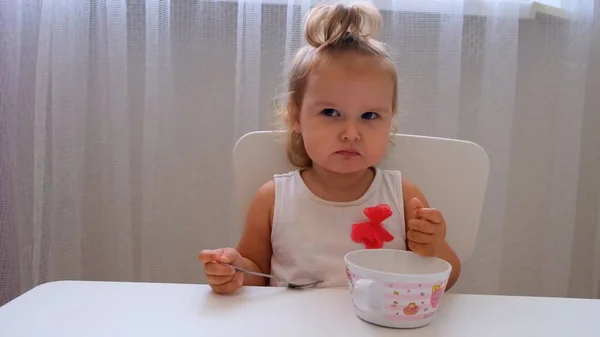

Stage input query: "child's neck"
[{"left": 301, "top": 165, "right": 375, "bottom": 202}]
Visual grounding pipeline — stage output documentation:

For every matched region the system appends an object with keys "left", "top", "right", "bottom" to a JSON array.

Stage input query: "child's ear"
[
  {"left": 288, "top": 102, "right": 302, "bottom": 133},
  {"left": 292, "top": 120, "right": 301, "bottom": 133}
]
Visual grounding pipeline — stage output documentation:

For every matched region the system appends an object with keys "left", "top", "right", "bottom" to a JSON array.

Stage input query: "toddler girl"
[{"left": 199, "top": 2, "right": 461, "bottom": 294}]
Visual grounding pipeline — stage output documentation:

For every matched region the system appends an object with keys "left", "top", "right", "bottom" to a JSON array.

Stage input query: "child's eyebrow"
[
  {"left": 311, "top": 101, "right": 391, "bottom": 113},
  {"left": 366, "top": 107, "right": 392, "bottom": 113},
  {"left": 311, "top": 100, "right": 337, "bottom": 107}
]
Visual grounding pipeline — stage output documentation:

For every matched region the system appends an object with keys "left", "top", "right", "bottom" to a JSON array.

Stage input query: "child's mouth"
[{"left": 335, "top": 150, "right": 360, "bottom": 157}]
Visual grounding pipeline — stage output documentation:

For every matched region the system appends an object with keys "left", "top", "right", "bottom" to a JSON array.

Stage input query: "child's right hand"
[{"left": 198, "top": 248, "right": 244, "bottom": 294}]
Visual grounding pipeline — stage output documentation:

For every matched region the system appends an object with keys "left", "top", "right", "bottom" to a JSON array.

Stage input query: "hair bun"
[{"left": 305, "top": 2, "right": 382, "bottom": 49}]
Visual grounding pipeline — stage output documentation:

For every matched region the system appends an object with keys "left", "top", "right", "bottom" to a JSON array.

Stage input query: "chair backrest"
[{"left": 232, "top": 131, "right": 489, "bottom": 262}]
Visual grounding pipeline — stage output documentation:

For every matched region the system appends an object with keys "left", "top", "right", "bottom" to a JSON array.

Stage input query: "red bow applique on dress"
[{"left": 351, "top": 204, "right": 395, "bottom": 249}]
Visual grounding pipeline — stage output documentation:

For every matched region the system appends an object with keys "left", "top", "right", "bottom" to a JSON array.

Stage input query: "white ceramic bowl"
[{"left": 344, "top": 249, "right": 452, "bottom": 329}]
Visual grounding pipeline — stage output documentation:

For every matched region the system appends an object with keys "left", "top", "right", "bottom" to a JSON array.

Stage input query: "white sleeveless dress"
[{"left": 270, "top": 167, "right": 407, "bottom": 287}]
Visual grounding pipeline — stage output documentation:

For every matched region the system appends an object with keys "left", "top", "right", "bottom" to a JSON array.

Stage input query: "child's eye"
[
  {"left": 321, "top": 108, "right": 341, "bottom": 117},
  {"left": 362, "top": 112, "right": 379, "bottom": 120}
]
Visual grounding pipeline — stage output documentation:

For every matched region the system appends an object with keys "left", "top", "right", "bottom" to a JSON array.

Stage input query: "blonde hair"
[{"left": 275, "top": 2, "right": 398, "bottom": 168}]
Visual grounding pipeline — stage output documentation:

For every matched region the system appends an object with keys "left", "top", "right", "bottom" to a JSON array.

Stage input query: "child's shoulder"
[
  {"left": 273, "top": 169, "right": 300, "bottom": 180},
  {"left": 249, "top": 170, "right": 301, "bottom": 224},
  {"left": 251, "top": 169, "right": 304, "bottom": 208},
  {"left": 271, "top": 169, "right": 302, "bottom": 190},
  {"left": 401, "top": 178, "right": 423, "bottom": 201},
  {"left": 376, "top": 167, "right": 427, "bottom": 208},
  {"left": 247, "top": 179, "right": 276, "bottom": 225},
  {"left": 254, "top": 179, "right": 276, "bottom": 201}
]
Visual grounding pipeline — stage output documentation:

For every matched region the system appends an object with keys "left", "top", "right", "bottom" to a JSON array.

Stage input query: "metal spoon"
[{"left": 232, "top": 265, "right": 322, "bottom": 289}]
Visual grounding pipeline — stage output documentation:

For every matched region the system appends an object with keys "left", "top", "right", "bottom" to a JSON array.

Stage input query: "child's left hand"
[{"left": 406, "top": 197, "right": 447, "bottom": 257}]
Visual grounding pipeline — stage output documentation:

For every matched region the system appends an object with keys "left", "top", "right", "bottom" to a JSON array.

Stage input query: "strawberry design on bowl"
[{"left": 403, "top": 303, "right": 420, "bottom": 315}]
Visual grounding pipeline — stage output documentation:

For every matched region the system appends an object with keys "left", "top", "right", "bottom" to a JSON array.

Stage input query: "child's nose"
[{"left": 341, "top": 122, "right": 361, "bottom": 141}]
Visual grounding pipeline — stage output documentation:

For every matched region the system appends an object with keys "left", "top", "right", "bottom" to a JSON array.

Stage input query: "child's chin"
[{"left": 325, "top": 164, "right": 372, "bottom": 175}]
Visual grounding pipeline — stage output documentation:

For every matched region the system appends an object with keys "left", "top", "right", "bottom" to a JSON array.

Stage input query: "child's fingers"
[
  {"left": 210, "top": 273, "right": 243, "bottom": 294},
  {"left": 416, "top": 208, "right": 443, "bottom": 224},
  {"left": 232, "top": 271, "right": 243, "bottom": 285},
  {"left": 407, "top": 229, "right": 433, "bottom": 244},
  {"left": 206, "top": 274, "right": 235, "bottom": 286},
  {"left": 204, "top": 261, "right": 236, "bottom": 276},
  {"left": 218, "top": 248, "right": 241, "bottom": 264},
  {"left": 408, "top": 197, "right": 424, "bottom": 216},
  {"left": 407, "top": 219, "right": 436, "bottom": 234},
  {"left": 408, "top": 241, "right": 435, "bottom": 257},
  {"left": 198, "top": 249, "right": 222, "bottom": 263},
  {"left": 199, "top": 247, "right": 241, "bottom": 265},
  {"left": 408, "top": 241, "right": 426, "bottom": 254}
]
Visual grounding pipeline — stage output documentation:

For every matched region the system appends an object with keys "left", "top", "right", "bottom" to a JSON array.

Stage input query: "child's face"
[{"left": 294, "top": 53, "right": 395, "bottom": 174}]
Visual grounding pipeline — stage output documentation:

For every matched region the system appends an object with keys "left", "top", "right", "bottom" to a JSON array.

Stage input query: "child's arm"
[
  {"left": 199, "top": 181, "right": 274, "bottom": 293},
  {"left": 235, "top": 180, "right": 275, "bottom": 286},
  {"left": 402, "top": 180, "right": 461, "bottom": 291}
]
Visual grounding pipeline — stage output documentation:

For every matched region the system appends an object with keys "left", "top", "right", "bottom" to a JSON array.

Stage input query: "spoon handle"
[{"left": 231, "top": 265, "right": 280, "bottom": 281}]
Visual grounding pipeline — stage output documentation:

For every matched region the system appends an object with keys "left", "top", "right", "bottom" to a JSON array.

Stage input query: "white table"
[{"left": 1, "top": 281, "right": 599, "bottom": 336}]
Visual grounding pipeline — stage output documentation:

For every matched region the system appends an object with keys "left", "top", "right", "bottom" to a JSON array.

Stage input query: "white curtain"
[{"left": 1, "top": 0, "right": 599, "bottom": 305}]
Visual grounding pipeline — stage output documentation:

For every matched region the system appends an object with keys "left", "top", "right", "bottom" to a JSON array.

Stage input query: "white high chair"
[{"left": 232, "top": 131, "right": 489, "bottom": 262}]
